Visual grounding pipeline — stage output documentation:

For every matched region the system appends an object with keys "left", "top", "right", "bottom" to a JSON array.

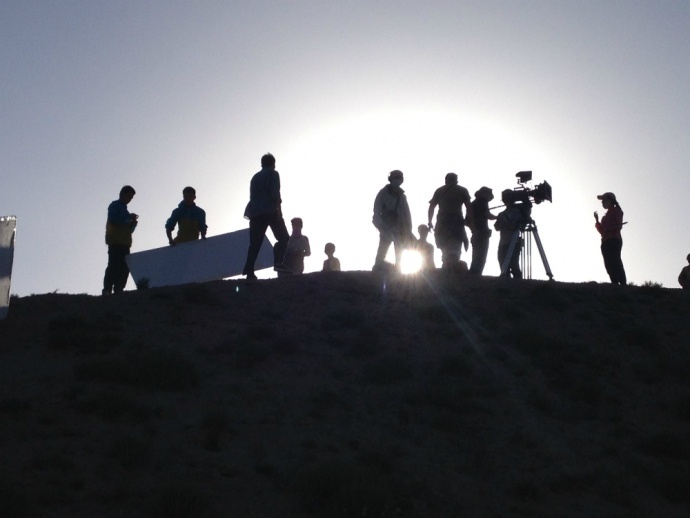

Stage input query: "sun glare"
[{"left": 400, "top": 249, "right": 423, "bottom": 275}]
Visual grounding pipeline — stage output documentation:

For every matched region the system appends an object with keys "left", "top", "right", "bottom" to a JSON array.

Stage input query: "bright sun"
[{"left": 399, "top": 249, "right": 423, "bottom": 275}]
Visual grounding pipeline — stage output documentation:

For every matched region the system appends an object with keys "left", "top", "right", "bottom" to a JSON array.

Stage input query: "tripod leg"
[
  {"left": 531, "top": 228, "right": 554, "bottom": 280},
  {"left": 501, "top": 230, "right": 521, "bottom": 275}
]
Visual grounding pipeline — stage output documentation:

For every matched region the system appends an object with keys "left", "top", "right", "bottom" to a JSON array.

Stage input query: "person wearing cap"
[
  {"left": 372, "top": 170, "right": 414, "bottom": 271},
  {"left": 594, "top": 192, "right": 626, "bottom": 285},
  {"left": 469, "top": 186, "right": 497, "bottom": 275},
  {"left": 678, "top": 254, "right": 690, "bottom": 289},
  {"left": 427, "top": 173, "right": 473, "bottom": 271}
]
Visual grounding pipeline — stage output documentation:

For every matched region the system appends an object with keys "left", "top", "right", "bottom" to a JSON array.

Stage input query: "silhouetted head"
[
  {"left": 418, "top": 224, "right": 429, "bottom": 238},
  {"left": 501, "top": 189, "right": 514, "bottom": 206},
  {"left": 119, "top": 185, "right": 136, "bottom": 204},
  {"left": 687, "top": 253, "right": 690, "bottom": 264},
  {"left": 182, "top": 186, "right": 196, "bottom": 205},
  {"left": 597, "top": 192, "right": 618, "bottom": 208},
  {"left": 291, "top": 217, "right": 303, "bottom": 229},
  {"left": 325, "top": 242, "right": 336, "bottom": 256},
  {"left": 388, "top": 170, "right": 404, "bottom": 187},
  {"left": 261, "top": 153, "right": 276, "bottom": 169},
  {"left": 445, "top": 173, "right": 458, "bottom": 186},
  {"left": 475, "top": 186, "right": 494, "bottom": 201}
]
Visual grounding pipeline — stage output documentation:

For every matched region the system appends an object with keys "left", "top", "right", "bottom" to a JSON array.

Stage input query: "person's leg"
[
  {"left": 497, "top": 242, "right": 508, "bottom": 277},
  {"left": 509, "top": 244, "right": 522, "bottom": 279},
  {"left": 103, "top": 246, "right": 116, "bottom": 294},
  {"left": 243, "top": 216, "right": 269, "bottom": 276},
  {"left": 106, "top": 245, "right": 130, "bottom": 294},
  {"left": 114, "top": 246, "right": 130, "bottom": 293},
  {"left": 268, "top": 214, "right": 290, "bottom": 267},
  {"left": 392, "top": 235, "right": 405, "bottom": 268},
  {"left": 441, "top": 241, "right": 461, "bottom": 269},
  {"left": 607, "top": 239, "right": 626, "bottom": 285},
  {"left": 601, "top": 240, "right": 618, "bottom": 284},
  {"left": 374, "top": 233, "right": 392, "bottom": 269},
  {"left": 470, "top": 234, "right": 489, "bottom": 275}
]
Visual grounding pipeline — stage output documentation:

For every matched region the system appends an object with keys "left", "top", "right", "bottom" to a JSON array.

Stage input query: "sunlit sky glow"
[{"left": 2, "top": 1, "right": 689, "bottom": 294}]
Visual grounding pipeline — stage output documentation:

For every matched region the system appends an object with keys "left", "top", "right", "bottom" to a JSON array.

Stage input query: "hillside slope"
[{"left": 1, "top": 272, "right": 689, "bottom": 517}]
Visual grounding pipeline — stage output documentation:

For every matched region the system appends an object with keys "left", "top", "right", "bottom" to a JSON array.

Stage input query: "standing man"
[
  {"left": 372, "top": 170, "right": 413, "bottom": 271},
  {"left": 594, "top": 192, "right": 626, "bottom": 285},
  {"left": 165, "top": 186, "right": 207, "bottom": 245},
  {"left": 242, "top": 153, "right": 290, "bottom": 280},
  {"left": 469, "top": 186, "right": 497, "bottom": 275},
  {"left": 495, "top": 189, "right": 523, "bottom": 279},
  {"left": 103, "top": 185, "right": 138, "bottom": 295},
  {"left": 428, "top": 173, "right": 472, "bottom": 270}
]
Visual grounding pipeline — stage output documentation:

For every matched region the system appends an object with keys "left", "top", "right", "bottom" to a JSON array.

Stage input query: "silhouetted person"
[
  {"left": 594, "top": 192, "right": 626, "bottom": 285},
  {"left": 103, "top": 185, "right": 138, "bottom": 295},
  {"left": 428, "top": 173, "right": 472, "bottom": 271},
  {"left": 678, "top": 253, "right": 690, "bottom": 289},
  {"left": 416, "top": 224, "right": 435, "bottom": 271},
  {"left": 323, "top": 242, "right": 341, "bottom": 272},
  {"left": 165, "top": 186, "right": 207, "bottom": 245},
  {"left": 469, "top": 186, "right": 497, "bottom": 275},
  {"left": 242, "top": 153, "right": 290, "bottom": 280},
  {"left": 282, "top": 217, "right": 311, "bottom": 275},
  {"left": 495, "top": 189, "right": 522, "bottom": 279},
  {"left": 372, "top": 170, "right": 413, "bottom": 271}
]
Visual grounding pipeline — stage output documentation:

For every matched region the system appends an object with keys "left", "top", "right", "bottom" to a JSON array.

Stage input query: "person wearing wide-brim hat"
[
  {"left": 469, "top": 186, "right": 497, "bottom": 275},
  {"left": 594, "top": 192, "right": 627, "bottom": 285}
]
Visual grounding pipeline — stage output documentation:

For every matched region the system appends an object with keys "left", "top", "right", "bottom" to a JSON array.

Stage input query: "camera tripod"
[{"left": 501, "top": 217, "right": 554, "bottom": 280}]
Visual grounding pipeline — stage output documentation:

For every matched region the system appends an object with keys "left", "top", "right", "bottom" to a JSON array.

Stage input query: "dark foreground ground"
[{"left": 1, "top": 271, "right": 689, "bottom": 517}]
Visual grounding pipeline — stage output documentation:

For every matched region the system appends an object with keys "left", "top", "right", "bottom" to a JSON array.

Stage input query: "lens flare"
[{"left": 400, "top": 249, "right": 423, "bottom": 275}]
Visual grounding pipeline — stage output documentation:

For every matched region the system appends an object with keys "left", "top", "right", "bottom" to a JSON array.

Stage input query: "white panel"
[
  {"left": 0, "top": 216, "right": 17, "bottom": 320},
  {"left": 126, "top": 228, "right": 273, "bottom": 288}
]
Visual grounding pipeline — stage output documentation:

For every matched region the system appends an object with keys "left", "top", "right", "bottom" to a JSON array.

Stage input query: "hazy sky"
[{"left": 2, "top": 0, "right": 689, "bottom": 295}]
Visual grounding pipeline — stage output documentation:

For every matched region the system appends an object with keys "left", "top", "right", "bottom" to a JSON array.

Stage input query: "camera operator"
[{"left": 494, "top": 189, "right": 522, "bottom": 279}]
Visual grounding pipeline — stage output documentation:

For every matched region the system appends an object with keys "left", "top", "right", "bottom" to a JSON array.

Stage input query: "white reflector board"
[
  {"left": 1, "top": 216, "right": 17, "bottom": 320},
  {"left": 126, "top": 228, "right": 273, "bottom": 289}
]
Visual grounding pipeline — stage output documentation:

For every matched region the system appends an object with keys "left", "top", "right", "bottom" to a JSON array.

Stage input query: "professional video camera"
[
  {"left": 509, "top": 171, "right": 552, "bottom": 222},
  {"left": 513, "top": 170, "right": 552, "bottom": 204},
  {"left": 498, "top": 171, "right": 555, "bottom": 280}
]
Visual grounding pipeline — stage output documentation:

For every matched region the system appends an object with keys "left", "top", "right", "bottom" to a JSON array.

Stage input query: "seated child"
[
  {"left": 416, "top": 224, "right": 435, "bottom": 270},
  {"left": 282, "top": 217, "right": 311, "bottom": 275},
  {"left": 322, "top": 242, "right": 341, "bottom": 272}
]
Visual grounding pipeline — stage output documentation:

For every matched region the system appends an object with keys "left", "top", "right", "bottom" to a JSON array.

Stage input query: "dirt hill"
[{"left": 1, "top": 272, "right": 689, "bottom": 517}]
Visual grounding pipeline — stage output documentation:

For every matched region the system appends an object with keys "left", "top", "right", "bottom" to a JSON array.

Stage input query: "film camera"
[
  {"left": 514, "top": 171, "right": 552, "bottom": 204},
  {"left": 509, "top": 171, "right": 552, "bottom": 222},
  {"left": 499, "top": 171, "right": 555, "bottom": 280}
]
